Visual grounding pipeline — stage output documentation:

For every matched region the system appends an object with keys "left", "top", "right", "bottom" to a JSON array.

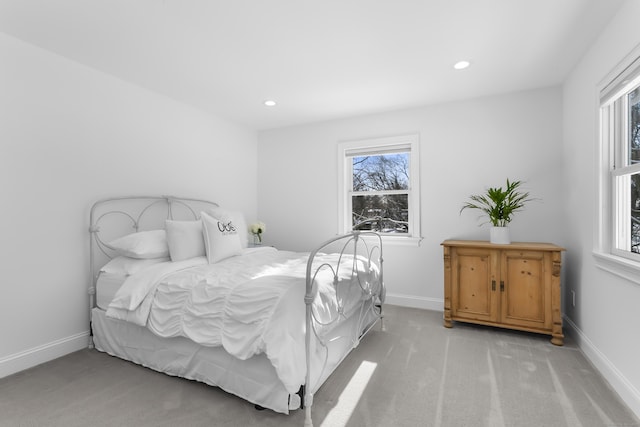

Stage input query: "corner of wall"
[{"left": 564, "top": 316, "right": 640, "bottom": 418}]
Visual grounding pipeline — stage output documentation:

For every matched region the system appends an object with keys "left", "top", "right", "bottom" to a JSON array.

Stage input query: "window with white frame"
[
  {"left": 599, "top": 53, "right": 640, "bottom": 269},
  {"left": 338, "top": 134, "right": 421, "bottom": 242}
]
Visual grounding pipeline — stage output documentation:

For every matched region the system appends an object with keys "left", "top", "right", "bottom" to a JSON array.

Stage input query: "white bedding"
[
  {"left": 92, "top": 303, "right": 379, "bottom": 414},
  {"left": 105, "top": 247, "right": 381, "bottom": 393},
  {"left": 92, "top": 307, "right": 298, "bottom": 414},
  {"left": 95, "top": 272, "right": 126, "bottom": 310}
]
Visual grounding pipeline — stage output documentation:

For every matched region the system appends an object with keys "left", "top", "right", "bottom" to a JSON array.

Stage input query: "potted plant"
[{"left": 460, "top": 179, "right": 533, "bottom": 244}]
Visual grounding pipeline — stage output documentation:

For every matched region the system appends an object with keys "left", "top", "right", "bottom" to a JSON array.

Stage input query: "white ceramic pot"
[{"left": 490, "top": 226, "right": 511, "bottom": 244}]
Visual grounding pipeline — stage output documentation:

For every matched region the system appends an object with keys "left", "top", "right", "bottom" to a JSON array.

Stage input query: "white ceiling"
[{"left": 0, "top": 0, "right": 626, "bottom": 130}]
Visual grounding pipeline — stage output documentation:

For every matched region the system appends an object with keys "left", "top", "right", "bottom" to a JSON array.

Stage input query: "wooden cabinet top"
[{"left": 441, "top": 239, "right": 565, "bottom": 252}]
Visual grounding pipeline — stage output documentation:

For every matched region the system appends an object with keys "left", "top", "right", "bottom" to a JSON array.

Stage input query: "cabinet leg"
[
  {"left": 443, "top": 310, "right": 453, "bottom": 328},
  {"left": 551, "top": 321, "right": 564, "bottom": 346}
]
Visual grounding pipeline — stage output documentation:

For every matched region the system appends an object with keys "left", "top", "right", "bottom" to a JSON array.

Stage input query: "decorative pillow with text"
[
  {"left": 201, "top": 211, "right": 243, "bottom": 263},
  {"left": 204, "top": 207, "right": 248, "bottom": 249}
]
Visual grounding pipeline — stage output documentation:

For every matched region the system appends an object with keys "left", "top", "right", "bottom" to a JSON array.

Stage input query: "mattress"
[{"left": 96, "top": 272, "right": 126, "bottom": 310}]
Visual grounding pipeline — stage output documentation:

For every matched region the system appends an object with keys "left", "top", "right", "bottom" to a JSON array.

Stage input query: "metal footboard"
[{"left": 303, "top": 231, "right": 385, "bottom": 427}]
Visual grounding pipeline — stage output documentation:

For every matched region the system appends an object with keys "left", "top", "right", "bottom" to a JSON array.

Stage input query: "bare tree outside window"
[
  {"left": 351, "top": 153, "right": 410, "bottom": 233},
  {"left": 629, "top": 88, "right": 640, "bottom": 252}
]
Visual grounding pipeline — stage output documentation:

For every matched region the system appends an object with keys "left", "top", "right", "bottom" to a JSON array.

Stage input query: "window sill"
[
  {"left": 593, "top": 251, "right": 640, "bottom": 285},
  {"left": 380, "top": 235, "right": 423, "bottom": 247}
]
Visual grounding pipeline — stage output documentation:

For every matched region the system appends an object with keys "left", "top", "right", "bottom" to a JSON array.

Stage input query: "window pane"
[
  {"left": 629, "top": 87, "right": 640, "bottom": 165},
  {"left": 352, "top": 153, "right": 409, "bottom": 191},
  {"left": 351, "top": 194, "right": 408, "bottom": 233},
  {"left": 632, "top": 172, "right": 640, "bottom": 253}
]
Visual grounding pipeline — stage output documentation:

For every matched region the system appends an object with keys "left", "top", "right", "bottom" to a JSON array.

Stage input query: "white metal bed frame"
[{"left": 88, "top": 196, "right": 385, "bottom": 427}]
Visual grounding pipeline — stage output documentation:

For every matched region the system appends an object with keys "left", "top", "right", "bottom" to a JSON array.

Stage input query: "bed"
[{"left": 87, "top": 196, "right": 385, "bottom": 426}]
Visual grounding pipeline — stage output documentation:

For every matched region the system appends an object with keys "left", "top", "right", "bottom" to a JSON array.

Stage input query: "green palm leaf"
[{"left": 460, "top": 179, "right": 533, "bottom": 227}]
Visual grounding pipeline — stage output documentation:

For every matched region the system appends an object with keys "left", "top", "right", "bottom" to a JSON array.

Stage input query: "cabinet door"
[
  {"left": 500, "top": 250, "right": 552, "bottom": 330},
  {"left": 451, "top": 247, "right": 499, "bottom": 322}
]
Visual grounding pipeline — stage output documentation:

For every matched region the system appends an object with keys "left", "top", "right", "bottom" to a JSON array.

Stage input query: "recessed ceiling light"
[
  {"left": 453, "top": 60, "right": 471, "bottom": 70},
  {"left": 264, "top": 100, "right": 277, "bottom": 107}
]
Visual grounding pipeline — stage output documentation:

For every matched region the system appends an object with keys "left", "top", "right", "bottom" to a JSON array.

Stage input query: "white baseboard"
[
  {"left": 564, "top": 316, "right": 640, "bottom": 418},
  {"left": 384, "top": 293, "right": 443, "bottom": 311},
  {"left": 0, "top": 331, "right": 90, "bottom": 379}
]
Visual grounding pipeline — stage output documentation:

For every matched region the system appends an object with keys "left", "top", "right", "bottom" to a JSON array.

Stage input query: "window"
[
  {"left": 338, "top": 134, "right": 421, "bottom": 244},
  {"left": 597, "top": 50, "right": 640, "bottom": 281}
]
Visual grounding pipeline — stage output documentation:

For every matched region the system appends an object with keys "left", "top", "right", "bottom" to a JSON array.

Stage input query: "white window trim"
[
  {"left": 595, "top": 43, "right": 640, "bottom": 284},
  {"left": 338, "top": 134, "right": 422, "bottom": 246}
]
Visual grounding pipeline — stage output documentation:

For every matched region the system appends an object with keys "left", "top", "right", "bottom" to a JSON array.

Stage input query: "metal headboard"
[{"left": 88, "top": 195, "right": 219, "bottom": 324}]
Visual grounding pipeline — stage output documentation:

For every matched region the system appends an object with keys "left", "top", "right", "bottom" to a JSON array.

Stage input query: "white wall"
[
  {"left": 0, "top": 32, "right": 257, "bottom": 376},
  {"left": 257, "top": 86, "right": 564, "bottom": 309},
  {"left": 562, "top": 0, "right": 640, "bottom": 416}
]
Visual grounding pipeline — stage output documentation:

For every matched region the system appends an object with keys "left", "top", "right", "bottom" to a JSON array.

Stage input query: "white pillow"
[
  {"left": 100, "top": 256, "right": 169, "bottom": 276},
  {"left": 106, "top": 230, "right": 169, "bottom": 259},
  {"left": 204, "top": 207, "right": 248, "bottom": 249},
  {"left": 165, "top": 219, "right": 206, "bottom": 262},
  {"left": 201, "top": 211, "right": 243, "bottom": 263}
]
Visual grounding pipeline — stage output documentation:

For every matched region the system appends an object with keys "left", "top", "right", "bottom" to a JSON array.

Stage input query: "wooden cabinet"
[{"left": 441, "top": 240, "right": 564, "bottom": 345}]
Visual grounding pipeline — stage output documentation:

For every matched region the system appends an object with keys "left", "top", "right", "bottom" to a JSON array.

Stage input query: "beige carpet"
[{"left": 0, "top": 306, "right": 638, "bottom": 427}]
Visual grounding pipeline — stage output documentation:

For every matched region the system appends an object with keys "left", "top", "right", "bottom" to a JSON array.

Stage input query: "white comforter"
[{"left": 106, "top": 247, "right": 381, "bottom": 392}]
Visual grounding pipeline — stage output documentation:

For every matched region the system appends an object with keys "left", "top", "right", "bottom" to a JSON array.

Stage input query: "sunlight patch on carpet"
[{"left": 320, "top": 360, "right": 377, "bottom": 427}]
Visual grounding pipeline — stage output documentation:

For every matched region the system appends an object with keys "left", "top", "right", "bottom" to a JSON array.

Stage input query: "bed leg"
[
  {"left": 304, "top": 403, "right": 313, "bottom": 427},
  {"left": 377, "top": 304, "right": 386, "bottom": 332},
  {"left": 88, "top": 320, "right": 95, "bottom": 349},
  {"left": 303, "top": 392, "right": 313, "bottom": 427},
  {"left": 88, "top": 288, "right": 96, "bottom": 349},
  {"left": 298, "top": 385, "right": 305, "bottom": 408}
]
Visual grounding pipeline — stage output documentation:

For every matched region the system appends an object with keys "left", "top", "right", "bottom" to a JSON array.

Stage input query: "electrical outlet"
[{"left": 571, "top": 290, "right": 576, "bottom": 307}]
